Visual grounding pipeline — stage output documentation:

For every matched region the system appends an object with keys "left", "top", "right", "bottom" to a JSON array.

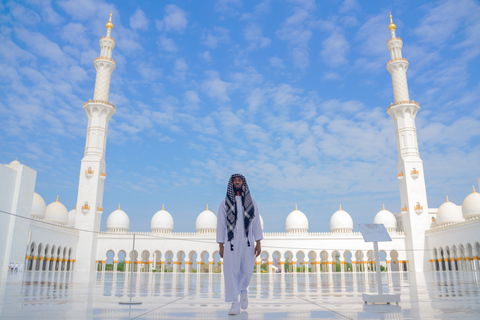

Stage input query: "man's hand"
[
  {"left": 255, "top": 240, "right": 261, "bottom": 257},
  {"left": 219, "top": 243, "right": 224, "bottom": 258}
]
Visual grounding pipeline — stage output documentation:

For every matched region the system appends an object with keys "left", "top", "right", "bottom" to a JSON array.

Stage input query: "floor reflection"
[{"left": 0, "top": 271, "right": 479, "bottom": 319}]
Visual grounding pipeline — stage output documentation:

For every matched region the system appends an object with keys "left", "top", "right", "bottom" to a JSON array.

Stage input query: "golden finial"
[
  {"left": 446, "top": 196, "right": 449, "bottom": 202},
  {"left": 389, "top": 11, "right": 396, "bottom": 31},
  {"left": 383, "top": 204, "right": 385, "bottom": 210},
  {"left": 295, "top": 204, "right": 297, "bottom": 210},
  {"left": 162, "top": 204, "right": 164, "bottom": 210},
  {"left": 339, "top": 204, "right": 342, "bottom": 210},
  {"left": 118, "top": 203, "right": 121, "bottom": 210},
  {"left": 473, "top": 186, "right": 476, "bottom": 193},
  {"left": 106, "top": 11, "right": 113, "bottom": 29},
  {"left": 56, "top": 195, "right": 59, "bottom": 202},
  {"left": 206, "top": 204, "right": 209, "bottom": 210}
]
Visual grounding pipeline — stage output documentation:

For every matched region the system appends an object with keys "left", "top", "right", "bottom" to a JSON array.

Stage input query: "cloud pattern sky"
[{"left": 1, "top": 0, "right": 479, "bottom": 233}]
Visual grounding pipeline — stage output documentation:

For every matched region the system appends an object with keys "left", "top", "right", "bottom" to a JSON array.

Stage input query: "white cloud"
[
  {"left": 203, "top": 26, "right": 230, "bottom": 48},
  {"left": 57, "top": 0, "right": 99, "bottom": 20},
  {"left": 323, "top": 72, "right": 340, "bottom": 80},
  {"left": 130, "top": 8, "right": 149, "bottom": 30},
  {"left": 202, "top": 71, "right": 231, "bottom": 102},
  {"left": 200, "top": 51, "right": 212, "bottom": 62},
  {"left": 246, "top": 87, "right": 265, "bottom": 113},
  {"left": 339, "top": 0, "right": 360, "bottom": 13},
  {"left": 171, "top": 58, "right": 188, "bottom": 82},
  {"left": 276, "top": 7, "right": 313, "bottom": 69},
  {"left": 156, "top": 4, "right": 187, "bottom": 33},
  {"left": 244, "top": 24, "right": 271, "bottom": 49},
  {"left": 159, "top": 36, "right": 178, "bottom": 52},
  {"left": 215, "top": 0, "right": 243, "bottom": 14},
  {"left": 14, "top": 28, "right": 72, "bottom": 64},
  {"left": 7, "top": 2, "right": 41, "bottom": 25},
  {"left": 61, "top": 23, "right": 89, "bottom": 47},
  {"left": 269, "top": 57, "right": 285, "bottom": 69},
  {"left": 321, "top": 32, "right": 349, "bottom": 67},
  {"left": 183, "top": 90, "right": 200, "bottom": 111}
]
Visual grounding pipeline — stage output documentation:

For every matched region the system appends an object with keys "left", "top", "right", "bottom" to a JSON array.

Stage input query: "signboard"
[{"left": 358, "top": 224, "right": 391, "bottom": 242}]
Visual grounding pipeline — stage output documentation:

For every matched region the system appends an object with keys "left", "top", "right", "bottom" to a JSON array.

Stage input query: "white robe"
[{"left": 217, "top": 196, "right": 263, "bottom": 302}]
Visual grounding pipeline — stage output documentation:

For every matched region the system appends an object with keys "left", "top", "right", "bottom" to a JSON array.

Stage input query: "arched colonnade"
[{"left": 25, "top": 241, "right": 75, "bottom": 271}]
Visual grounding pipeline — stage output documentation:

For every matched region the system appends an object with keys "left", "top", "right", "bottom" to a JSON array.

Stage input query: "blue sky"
[{"left": 1, "top": 0, "right": 479, "bottom": 233}]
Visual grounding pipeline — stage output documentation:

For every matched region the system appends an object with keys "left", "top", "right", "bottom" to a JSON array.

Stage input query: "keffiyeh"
[{"left": 225, "top": 174, "right": 254, "bottom": 245}]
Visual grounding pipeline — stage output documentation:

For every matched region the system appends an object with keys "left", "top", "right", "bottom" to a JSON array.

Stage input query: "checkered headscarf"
[{"left": 225, "top": 174, "right": 254, "bottom": 243}]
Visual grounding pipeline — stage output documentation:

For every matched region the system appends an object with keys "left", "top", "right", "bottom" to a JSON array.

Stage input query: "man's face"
[{"left": 232, "top": 176, "right": 243, "bottom": 192}]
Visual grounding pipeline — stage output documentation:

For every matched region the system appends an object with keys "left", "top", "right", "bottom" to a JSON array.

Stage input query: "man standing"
[{"left": 217, "top": 174, "right": 263, "bottom": 315}]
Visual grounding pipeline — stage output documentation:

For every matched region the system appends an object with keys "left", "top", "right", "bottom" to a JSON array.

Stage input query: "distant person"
[
  {"left": 19, "top": 263, "right": 24, "bottom": 272},
  {"left": 14, "top": 263, "right": 18, "bottom": 272},
  {"left": 217, "top": 174, "right": 263, "bottom": 315}
]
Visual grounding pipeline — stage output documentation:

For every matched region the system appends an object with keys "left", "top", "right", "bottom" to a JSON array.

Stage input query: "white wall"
[{"left": 0, "top": 162, "right": 36, "bottom": 272}]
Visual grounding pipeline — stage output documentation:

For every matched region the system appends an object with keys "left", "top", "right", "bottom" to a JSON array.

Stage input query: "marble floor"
[{"left": 0, "top": 270, "right": 479, "bottom": 319}]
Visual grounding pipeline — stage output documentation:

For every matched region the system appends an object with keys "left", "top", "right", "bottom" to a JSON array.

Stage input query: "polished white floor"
[{"left": 1, "top": 270, "right": 480, "bottom": 319}]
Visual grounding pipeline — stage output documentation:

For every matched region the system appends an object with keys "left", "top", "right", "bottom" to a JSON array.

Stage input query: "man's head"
[
  {"left": 232, "top": 176, "right": 243, "bottom": 193},
  {"left": 229, "top": 174, "right": 246, "bottom": 196}
]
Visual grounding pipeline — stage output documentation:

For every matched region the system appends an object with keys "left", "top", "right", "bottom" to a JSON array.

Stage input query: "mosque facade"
[{"left": 1, "top": 14, "right": 480, "bottom": 275}]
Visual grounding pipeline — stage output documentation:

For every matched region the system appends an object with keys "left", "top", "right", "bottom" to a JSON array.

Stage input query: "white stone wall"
[{"left": 0, "top": 163, "right": 36, "bottom": 272}]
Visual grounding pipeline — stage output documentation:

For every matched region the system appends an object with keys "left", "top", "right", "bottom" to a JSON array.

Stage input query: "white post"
[{"left": 373, "top": 242, "right": 383, "bottom": 295}]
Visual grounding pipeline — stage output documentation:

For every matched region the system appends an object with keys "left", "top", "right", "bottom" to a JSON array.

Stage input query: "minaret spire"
[
  {"left": 385, "top": 14, "right": 430, "bottom": 272},
  {"left": 389, "top": 12, "right": 396, "bottom": 38},
  {"left": 74, "top": 12, "right": 117, "bottom": 273}
]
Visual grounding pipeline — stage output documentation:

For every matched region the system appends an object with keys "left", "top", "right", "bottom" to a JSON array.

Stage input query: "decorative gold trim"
[
  {"left": 83, "top": 100, "right": 116, "bottom": 109},
  {"left": 94, "top": 56, "right": 116, "bottom": 65}
]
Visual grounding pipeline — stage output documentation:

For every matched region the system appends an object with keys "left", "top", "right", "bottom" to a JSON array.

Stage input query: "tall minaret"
[
  {"left": 386, "top": 13, "right": 430, "bottom": 272},
  {"left": 74, "top": 12, "right": 117, "bottom": 273}
]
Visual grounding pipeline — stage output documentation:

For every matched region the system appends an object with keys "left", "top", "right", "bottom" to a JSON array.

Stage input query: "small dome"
[
  {"left": 330, "top": 205, "right": 353, "bottom": 233},
  {"left": 259, "top": 214, "right": 264, "bottom": 230},
  {"left": 31, "top": 192, "right": 46, "bottom": 219},
  {"left": 106, "top": 205, "right": 129, "bottom": 232},
  {"left": 462, "top": 187, "right": 480, "bottom": 219},
  {"left": 373, "top": 205, "right": 397, "bottom": 231},
  {"left": 67, "top": 209, "right": 76, "bottom": 227},
  {"left": 196, "top": 205, "right": 217, "bottom": 233},
  {"left": 436, "top": 197, "right": 463, "bottom": 226},
  {"left": 151, "top": 205, "right": 174, "bottom": 233},
  {"left": 9, "top": 159, "right": 21, "bottom": 165},
  {"left": 44, "top": 196, "right": 68, "bottom": 225},
  {"left": 286, "top": 205, "right": 308, "bottom": 233}
]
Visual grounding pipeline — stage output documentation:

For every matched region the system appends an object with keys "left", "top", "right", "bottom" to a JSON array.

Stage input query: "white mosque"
[{"left": 1, "top": 13, "right": 479, "bottom": 277}]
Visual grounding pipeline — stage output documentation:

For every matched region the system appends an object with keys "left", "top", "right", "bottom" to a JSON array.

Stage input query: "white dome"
[
  {"left": 151, "top": 205, "right": 174, "bottom": 233},
  {"left": 373, "top": 206, "right": 397, "bottom": 231},
  {"left": 44, "top": 197, "right": 69, "bottom": 225},
  {"left": 462, "top": 188, "right": 480, "bottom": 219},
  {"left": 31, "top": 192, "right": 46, "bottom": 219},
  {"left": 106, "top": 206, "right": 130, "bottom": 232},
  {"left": 286, "top": 206, "right": 308, "bottom": 233},
  {"left": 67, "top": 209, "right": 76, "bottom": 227},
  {"left": 330, "top": 206, "right": 353, "bottom": 233},
  {"left": 436, "top": 198, "right": 463, "bottom": 226},
  {"left": 196, "top": 206, "right": 217, "bottom": 233},
  {"left": 9, "top": 159, "right": 21, "bottom": 165}
]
